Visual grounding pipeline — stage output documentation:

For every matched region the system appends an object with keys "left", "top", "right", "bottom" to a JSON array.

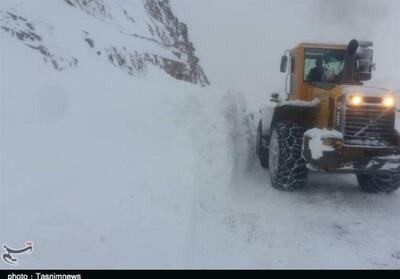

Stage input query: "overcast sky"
[{"left": 171, "top": 0, "right": 400, "bottom": 108}]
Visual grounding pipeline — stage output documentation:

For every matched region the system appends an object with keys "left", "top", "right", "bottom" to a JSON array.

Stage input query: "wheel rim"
[{"left": 269, "top": 128, "right": 279, "bottom": 181}]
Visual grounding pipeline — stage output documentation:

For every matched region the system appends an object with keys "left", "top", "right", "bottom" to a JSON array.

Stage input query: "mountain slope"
[
  {"left": 0, "top": 8, "right": 228, "bottom": 267},
  {"left": 0, "top": 0, "right": 209, "bottom": 86}
]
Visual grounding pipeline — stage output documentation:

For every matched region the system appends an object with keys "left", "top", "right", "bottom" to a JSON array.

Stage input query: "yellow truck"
[{"left": 256, "top": 39, "right": 400, "bottom": 193}]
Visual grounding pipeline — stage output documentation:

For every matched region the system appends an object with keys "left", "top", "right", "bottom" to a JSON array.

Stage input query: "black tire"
[
  {"left": 356, "top": 173, "right": 400, "bottom": 193},
  {"left": 268, "top": 120, "right": 308, "bottom": 190},
  {"left": 256, "top": 121, "right": 269, "bottom": 169}
]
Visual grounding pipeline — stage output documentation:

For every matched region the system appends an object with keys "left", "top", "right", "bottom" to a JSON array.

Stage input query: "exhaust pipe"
[
  {"left": 341, "top": 39, "right": 374, "bottom": 84},
  {"left": 341, "top": 39, "right": 359, "bottom": 85}
]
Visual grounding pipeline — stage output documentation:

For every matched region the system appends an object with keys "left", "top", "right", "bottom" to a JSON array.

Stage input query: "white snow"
[
  {"left": 278, "top": 98, "right": 320, "bottom": 107},
  {"left": 0, "top": 27, "right": 229, "bottom": 267},
  {"left": 1, "top": 0, "right": 400, "bottom": 270},
  {"left": 304, "top": 128, "right": 343, "bottom": 160}
]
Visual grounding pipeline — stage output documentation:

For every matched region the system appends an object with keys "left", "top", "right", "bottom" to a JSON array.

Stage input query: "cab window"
[{"left": 304, "top": 48, "right": 345, "bottom": 83}]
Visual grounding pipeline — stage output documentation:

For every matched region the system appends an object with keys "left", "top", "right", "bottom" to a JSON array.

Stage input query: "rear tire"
[
  {"left": 268, "top": 121, "right": 308, "bottom": 190},
  {"left": 356, "top": 173, "right": 400, "bottom": 193},
  {"left": 256, "top": 121, "right": 269, "bottom": 169}
]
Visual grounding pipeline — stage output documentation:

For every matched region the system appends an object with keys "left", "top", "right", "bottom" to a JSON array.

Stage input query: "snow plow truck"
[{"left": 257, "top": 39, "right": 400, "bottom": 193}]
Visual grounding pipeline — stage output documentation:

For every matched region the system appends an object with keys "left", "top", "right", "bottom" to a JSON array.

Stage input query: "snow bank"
[{"left": 0, "top": 22, "right": 235, "bottom": 267}]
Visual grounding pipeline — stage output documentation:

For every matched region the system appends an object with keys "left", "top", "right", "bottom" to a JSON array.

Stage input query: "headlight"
[
  {"left": 349, "top": 95, "right": 363, "bottom": 106},
  {"left": 383, "top": 96, "right": 395, "bottom": 108}
]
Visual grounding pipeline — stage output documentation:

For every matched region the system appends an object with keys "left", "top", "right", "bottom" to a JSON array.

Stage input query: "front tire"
[
  {"left": 356, "top": 173, "right": 400, "bottom": 193},
  {"left": 268, "top": 121, "right": 308, "bottom": 190},
  {"left": 256, "top": 121, "right": 269, "bottom": 169}
]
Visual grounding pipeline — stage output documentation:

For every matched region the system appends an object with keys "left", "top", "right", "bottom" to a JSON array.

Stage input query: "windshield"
[{"left": 304, "top": 48, "right": 345, "bottom": 83}]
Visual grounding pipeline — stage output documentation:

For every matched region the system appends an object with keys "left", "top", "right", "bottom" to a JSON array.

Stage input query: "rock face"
[
  {"left": 0, "top": 10, "right": 79, "bottom": 71},
  {"left": 0, "top": 0, "right": 210, "bottom": 86}
]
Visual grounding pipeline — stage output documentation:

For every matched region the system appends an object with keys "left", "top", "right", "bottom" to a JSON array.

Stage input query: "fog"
[{"left": 171, "top": 0, "right": 400, "bottom": 108}]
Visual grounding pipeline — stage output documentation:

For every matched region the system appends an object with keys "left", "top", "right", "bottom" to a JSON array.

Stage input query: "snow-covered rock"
[{"left": 0, "top": 0, "right": 209, "bottom": 86}]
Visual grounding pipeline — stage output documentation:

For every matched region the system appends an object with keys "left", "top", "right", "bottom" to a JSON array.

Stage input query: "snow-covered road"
[{"left": 190, "top": 166, "right": 400, "bottom": 268}]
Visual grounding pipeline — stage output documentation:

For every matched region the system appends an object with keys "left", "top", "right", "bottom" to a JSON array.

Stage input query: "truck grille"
[{"left": 343, "top": 105, "right": 395, "bottom": 145}]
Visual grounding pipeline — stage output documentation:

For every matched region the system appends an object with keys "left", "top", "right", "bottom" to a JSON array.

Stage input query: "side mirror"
[
  {"left": 280, "top": 55, "right": 288, "bottom": 73},
  {"left": 270, "top": 92, "right": 280, "bottom": 102}
]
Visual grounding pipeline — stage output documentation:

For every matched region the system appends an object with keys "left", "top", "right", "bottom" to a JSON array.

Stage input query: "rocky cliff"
[{"left": 0, "top": 0, "right": 209, "bottom": 86}]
